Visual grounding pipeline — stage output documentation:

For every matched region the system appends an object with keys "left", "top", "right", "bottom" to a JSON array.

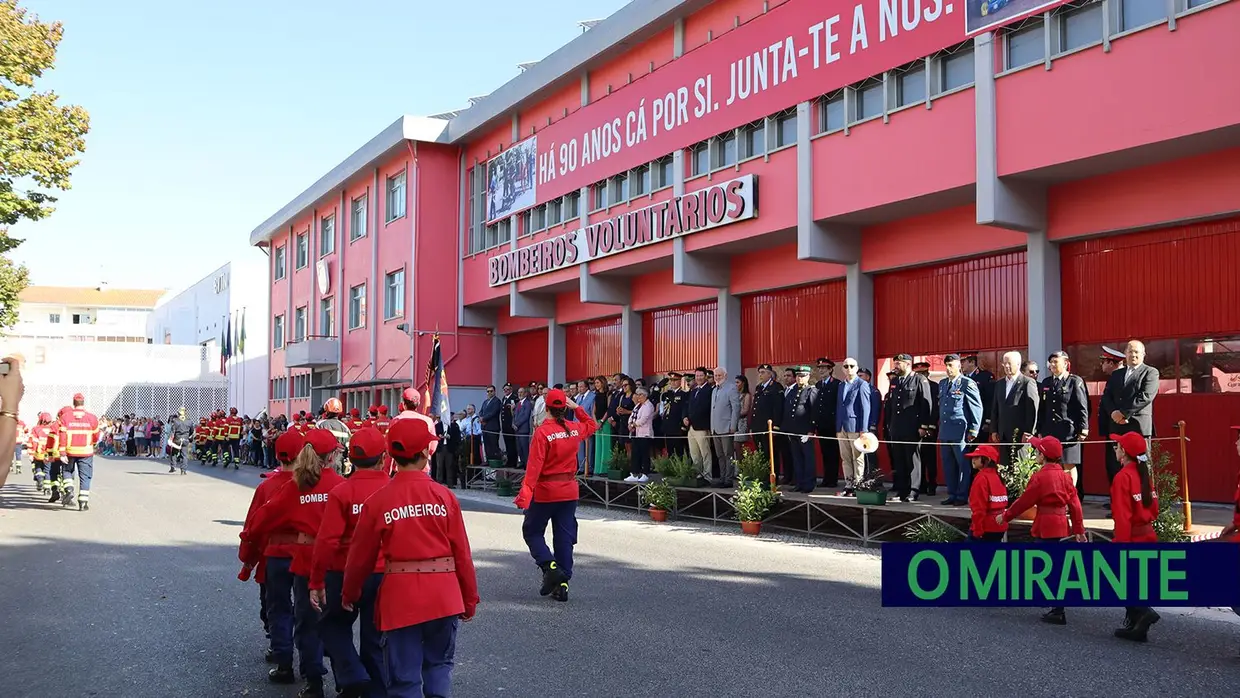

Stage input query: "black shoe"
[
  {"left": 952, "top": 501, "right": 967, "bottom": 507},
  {"left": 1041, "top": 609, "right": 1067, "bottom": 625},
  {"left": 80, "top": 502, "right": 89, "bottom": 512},
  {"left": 843, "top": 489, "right": 855, "bottom": 497},
  {"left": 264, "top": 648, "right": 277, "bottom": 664},
  {"left": 910, "top": 492, "right": 919, "bottom": 502},
  {"left": 941, "top": 498, "right": 955, "bottom": 506},
  {"left": 539, "top": 562, "right": 566, "bottom": 596},
  {"left": 338, "top": 684, "right": 368, "bottom": 698},
  {"left": 1115, "top": 610, "right": 1160, "bottom": 642},
  {"left": 48, "top": 491, "right": 60, "bottom": 503},
  {"left": 268, "top": 665, "right": 295, "bottom": 684},
  {"left": 298, "top": 678, "right": 325, "bottom": 698},
  {"left": 550, "top": 582, "right": 569, "bottom": 602},
  {"left": 169, "top": 466, "right": 176, "bottom": 473}
]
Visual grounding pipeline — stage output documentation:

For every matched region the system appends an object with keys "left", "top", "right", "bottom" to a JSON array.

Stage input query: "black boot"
[
  {"left": 338, "top": 683, "right": 368, "bottom": 698},
  {"left": 268, "top": 664, "right": 295, "bottom": 684},
  {"left": 1041, "top": 608, "right": 1067, "bottom": 625},
  {"left": 48, "top": 490, "right": 60, "bottom": 504},
  {"left": 550, "top": 581, "right": 569, "bottom": 602},
  {"left": 1115, "top": 609, "right": 1160, "bottom": 642},
  {"left": 264, "top": 648, "right": 277, "bottom": 664},
  {"left": 538, "top": 562, "right": 566, "bottom": 597},
  {"left": 298, "top": 676, "right": 325, "bottom": 698}
]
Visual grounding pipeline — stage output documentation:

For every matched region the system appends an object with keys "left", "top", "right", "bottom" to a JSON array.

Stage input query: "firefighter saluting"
[{"left": 56, "top": 393, "right": 100, "bottom": 511}]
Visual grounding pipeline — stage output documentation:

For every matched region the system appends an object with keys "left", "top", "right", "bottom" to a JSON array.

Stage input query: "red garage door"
[
  {"left": 565, "top": 317, "right": 622, "bottom": 381},
  {"left": 506, "top": 328, "right": 548, "bottom": 387},
  {"left": 740, "top": 280, "right": 847, "bottom": 368},
  {"left": 642, "top": 301, "right": 718, "bottom": 376}
]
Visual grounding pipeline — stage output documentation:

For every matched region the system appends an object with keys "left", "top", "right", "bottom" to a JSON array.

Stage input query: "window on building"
[
  {"left": 348, "top": 284, "right": 366, "bottom": 330},
  {"left": 294, "top": 306, "right": 307, "bottom": 341},
  {"left": 319, "top": 215, "right": 335, "bottom": 256},
  {"left": 48, "top": 313, "right": 60, "bottom": 324},
  {"left": 691, "top": 142, "right": 710, "bottom": 176},
  {"left": 497, "top": 217, "right": 512, "bottom": 245},
  {"left": 319, "top": 297, "right": 334, "bottom": 337},
  {"left": 1178, "top": 337, "right": 1240, "bottom": 394},
  {"left": 273, "top": 315, "right": 284, "bottom": 349},
  {"left": 1006, "top": 22, "right": 1045, "bottom": 69},
  {"left": 654, "top": 156, "right": 674, "bottom": 189},
  {"left": 532, "top": 204, "right": 546, "bottom": 231},
  {"left": 274, "top": 245, "right": 286, "bottom": 280},
  {"left": 547, "top": 198, "right": 562, "bottom": 226},
  {"left": 565, "top": 191, "right": 580, "bottom": 219},
  {"left": 1119, "top": 0, "right": 1166, "bottom": 31},
  {"left": 72, "top": 313, "right": 86, "bottom": 325},
  {"left": 741, "top": 120, "right": 766, "bottom": 157},
  {"left": 350, "top": 195, "right": 368, "bottom": 241},
  {"left": 853, "top": 79, "right": 884, "bottom": 122},
  {"left": 819, "top": 92, "right": 846, "bottom": 133},
  {"left": 613, "top": 172, "right": 630, "bottom": 202},
  {"left": 631, "top": 165, "right": 650, "bottom": 196},
  {"left": 386, "top": 170, "right": 407, "bottom": 222},
  {"left": 590, "top": 181, "right": 607, "bottom": 210},
  {"left": 384, "top": 269, "right": 405, "bottom": 320},
  {"left": 295, "top": 232, "right": 308, "bottom": 269},
  {"left": 1057, "top": 2, "right": 1103, "bottom": 52},
  {"left": 896, "top": 66, "right": 926, "bottom": 107},
  {"left": 1188, "top": 0, "right": 1218, "bottom": 7},
  {"left": 716, "top": 131, "right": 738, "bottom": 168},
  {"left": 776, "top": 112, "right": 797, "bottom": 147},
  {"left": 939, "top": 47, "right": 974, "bottom": 93}
]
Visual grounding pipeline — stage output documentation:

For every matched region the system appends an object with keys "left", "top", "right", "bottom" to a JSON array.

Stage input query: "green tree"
[{"left": 0, "top": 1, "right": 90, "bottom": 331}]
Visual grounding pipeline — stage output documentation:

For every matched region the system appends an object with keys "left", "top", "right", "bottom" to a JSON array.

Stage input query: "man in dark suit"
[
  {"left": 1037, "top": 350, "right": 1091, "bottom": 503},
  {"left": 989, "top": 351, "right": 1040, "bottom": 466},
  {"left": 813, "top": 358, "right": 841, "bottom": 488},
  {"left": 434, "top": 415, "right": 464, "bottom": 486},
  {"left": 963, "top": 354, "right": 996, "bottom": 443},
  {"left": 780, "top": 365, "right": 819, "bottom": 493},
  {"left": 500, "top": 383, "right": 519, "bottom": 468},
  {"left": 513, "top": 386, "right": 534, "bottom": 467},
  {"left": 660, "top": 372, "right": 689, "bottom": 459},
  {"left": 1096, "top": 345, "right": 1125, "bottom": 489},
  {"left": 686, "top": 367, "right": 714, "bottom": 483},
  {"left": 478, "top": 385, "right": 502, "bottom": 464},
  {"left": 751, "top": 364, "right": 783, "bottom": 462},
  {"left": 885, "top": 354, "right": 933, "bottom": 502},
  {"left": 1102, "top": 339, "right": 1159, "bottom": 443},
  {"left": 913, "top": 361, "right": 940, "bottom": 496}
]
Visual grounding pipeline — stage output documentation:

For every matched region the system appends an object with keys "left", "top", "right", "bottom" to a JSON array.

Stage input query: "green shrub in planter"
[
  {"left": 735, "top": 448, "right": 771, "bottom": 484},
  {"left": 903, "top": 519, "right": 966, "bottom": 542},
  {"left": 999, "top": 435, "right": 1041, "bottom": 501},
  {"left": 730, "top": 477, "right": 780, "bottom": 522},
  {"left": 653, "top": 455, "right": 676, "bottom": 478},
  {"left": 1149, "top": 443, "right": 1188, "bottom": 543},
  {"left": 606, "top": 446, "right": 630, "bottom": 478},
  {"left": 666, "top": 453, "right": 698, "bottom": 487},
  {"left": 854, "top": 464, "right": 887, "bottom": 506},
  {"left": 642, "top": 480, "right": 676, "bottom": 512}
]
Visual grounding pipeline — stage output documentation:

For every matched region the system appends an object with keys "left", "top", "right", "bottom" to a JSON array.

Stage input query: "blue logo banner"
[{"left": 881, "top": 543, "right": 1240, "bottom": 607}]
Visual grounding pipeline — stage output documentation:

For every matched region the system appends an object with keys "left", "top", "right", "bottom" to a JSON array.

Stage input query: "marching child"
[
  {"left": 1108, "top": 431, "right": 1160, "bottom": 642},
  {"left": 966, "top": 444, "right": 1007, "bottom": 541}
]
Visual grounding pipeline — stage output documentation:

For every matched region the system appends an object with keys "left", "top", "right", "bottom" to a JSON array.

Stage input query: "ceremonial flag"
[
  {"left": 238, "top": 309, "right": 246, "bottom": 355},
  {"left": 422, "top": 333, "right": 451, "bottom": 425},
  {"left": 222, "top": 314, "right": 232, "bottom": 375},
  {"left": 219, "top": 322, "right": 227, "bottom": 374}
]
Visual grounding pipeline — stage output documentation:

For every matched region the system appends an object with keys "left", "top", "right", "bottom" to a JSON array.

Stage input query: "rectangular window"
[
  {"left": 384, "top": 269, "right": 405, "bottom": 320},
  {"left": 655, "top": 156, "right": 674, "bottom": 189},
  {"left": 631, "top": 165, "right": 650, "bottom": 196},
  {"left": 532, "top": 204, "right": 546, "bottom": 231},
  {"left": 350, "top": 195, "right": 367, "bottom": 241},
  {"left": 294, "top": 306, "right": 307, "bottom": 342},
  {"left": 519, "top": 209, "right": 532, "bottom": 236},
  {"left": 717, "top": 132, "right": 738, "bottom": 168},
  {"left": 1187, "top": 0, "right": 1217, "bottom": 7},
  {"left": 820, "top": 93, "right": 846, "bottom": 132},
  {"left": 591, "top": 181, "right": 607, "bottom": 210},
  {"left": 497, "top": 217, "right": 511, "bottom": 245},
  {"left": 896, "top": 67, "right": 926, "bottom": 107},
  {"left": 691, "top": 142, "right": 710, "bottom": 175},
  {"left": 274, "top": 246, "right": 286, "bottom": 280},
  {"left": 1119, "top": 0, "right": 1166, "bottom": 30},
  {"left": 1058, "top": 2, "right": 1103, "bottom": 52},
  {"left": 1178, "top": 337, "right": 1240, "bottom": 394},
  {"left": 319, "top": 298, "right": 334, "bottom": 338},
  {"left": 319, "top": 215, "right": 335, "bottom": 256},
  {"left": 547, "top": 198, "right": 562, "bottom": 226},
  {"left": 386, "top": 171, "right": 407, "bottom": 222},
  {"left": 940, "top": 49, "right": 974, "bottom": 92},
  {"left": 854, "top": 80, "right": 884, "bottom": 121},
  {"left": 742, "top": 121, "right": 766, "bottom": 157},
  {"left": 776, "top": 113, "right": 797, "bottom": 147},
  {"left": 348, "top": 284, "right": 366, "bottom": 330},
  {"left": 614, "top": 173, "right": 630, "bottom": 202},
  {"left": 1006, "top": 23, "right": 1045, "bottom": 69},
  {"left": 484, "top": 222, "right": 499, "bottom": 249},
  {"left": 295, "top": 232, "right": 308, "bottom": 269},
  {"left": 48, "top": 313, "right": 60, "bottom": 323},
  {"left": 565, "top": 191, "right": 580, "bottom": 218},
  {"left": 273, "top": 315, "right": 284, "bottom": 349}
]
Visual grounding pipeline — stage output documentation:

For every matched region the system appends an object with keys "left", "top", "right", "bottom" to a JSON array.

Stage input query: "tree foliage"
[{"left": 0, "top": 253, "right": 27, "bottom": 329}]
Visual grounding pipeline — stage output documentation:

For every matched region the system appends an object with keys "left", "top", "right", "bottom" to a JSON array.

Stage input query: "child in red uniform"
[
  {"left": 999, "top": 435, "right": 1086, "bottom": 625},
  {"left": 1222, "top": 426, "right": 1240, "bottom": 644},
  {"left": 342, "top": 417, "right": 479, "bottom": 698},
  {"left": 966, "top": 445, "right": 1008, "bottom": 541},
  {"left": 242, "top": 429, "right": 345, "bottom": 697},
  {"left": 513, "top": 388, "right": 598, "bottom": 602},
  {"left": 308, "top": 427, "right": 389, "bottom": 698},
  {"left": 1108, "top": 431, "right": 1161, "bottom": 642}
]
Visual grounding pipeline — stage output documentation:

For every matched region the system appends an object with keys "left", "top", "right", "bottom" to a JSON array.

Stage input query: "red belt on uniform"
[
  {"left": 268, "top": 532, "right": 316, "bottom": 546},
  {"left": 1132, "top": 523, "right": 1154, "bottom": 537},
  {"left": 385, "top": 557, "right": 456, "bottom": 574},
  {"left": 1042, "top": 507, "right": 1067, "bottom": 516},
  {"left": 541, "top": 471, "right": 577, "bottom": 482}
]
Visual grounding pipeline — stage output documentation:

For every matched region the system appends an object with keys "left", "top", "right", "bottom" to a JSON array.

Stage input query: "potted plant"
[
  {"left": 903, "top": 518, "right": 967, "bottom": 542},
  {"left": 1148, "top": 443, "right": 1189, "bottom": 542},
  {"left": 495, "top": 476, "right": 515, "bottom": 497},
  {"left": 606, "top": 446, "right": 630, "bottom": 481},
  {"left": 653, "top": 455, "right": 676, "bottom": 480},
  {"left": 666, "top": 453, "right": 698, "bottom": 488},
  {"left": 854, "top": 465, "right": 888, "bottom": 506},
  {"left": 642, "top": 480, "right": 676, "bottom": 522},
  {"left": 734, "top": 448, "right": 772, "bottom": 488},
  {"left": 731, "top": 477, "right": 779, "bottom": 535},
  {"left": 998, "top": 436, "right": 1040, "bottom": 521}
]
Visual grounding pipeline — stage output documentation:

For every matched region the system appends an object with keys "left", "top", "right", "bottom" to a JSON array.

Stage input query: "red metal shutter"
[
  {"left": 506, "top": 328, "right": 548, "bottom": 386},
  {"left": 874, "top": 252, "right": 1027, "bottom": 357},
  {"left": 740, "top": 281, "right": 847, "bottom": 368},
  {"left": 1061, "top": 217, "right": 1240, "bottom": 344},
  {"left": 565, "top": 317, "right": 622, "bottom": 380},
  {"left": 642, "top": 301, "right": 719, "bottom": 376}
]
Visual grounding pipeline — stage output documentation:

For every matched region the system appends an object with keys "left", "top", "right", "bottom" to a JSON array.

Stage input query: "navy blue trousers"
[
  {"left": 292, "top": 574, "right": 326, "bottom": 679},
  {"left": 521, "top": 499, "right": 578, "bottom": 579},
  {"left": 787, "top": 436, "right": 816, "bottom": 492},
  {"left": 383, "top": 616, "right": 459, "bottom": 698},
  {"left": 322, "top": 571, "right": 384, "bottom": 696},
  {"left": 264, "top": 557, "right": 295, "bottom": 665}
]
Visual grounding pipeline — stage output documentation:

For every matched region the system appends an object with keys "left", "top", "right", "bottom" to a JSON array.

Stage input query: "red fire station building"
[{"left": 251, "top": 0, "right": 1240, "bottom": 501}]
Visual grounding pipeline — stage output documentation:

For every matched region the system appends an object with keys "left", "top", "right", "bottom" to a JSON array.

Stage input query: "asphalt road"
[{"left": 2, "top": 456, "right": 1238, "bottom": 698}]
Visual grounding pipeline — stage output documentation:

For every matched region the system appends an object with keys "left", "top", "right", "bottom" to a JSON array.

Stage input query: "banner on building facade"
[
  {"left": 487, "top": 136, "right": 538, "bottom": 223},
  {"left": 488, "top": 174, "right": 757, "bottom": 287},
  {"left": 966, "top": 0, "right": 1074, "bottom": 35}
]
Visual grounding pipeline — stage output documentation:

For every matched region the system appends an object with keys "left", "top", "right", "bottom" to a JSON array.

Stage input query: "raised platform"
[{"left": 465, "top": 466, "right": 1226, "bottom": 546}]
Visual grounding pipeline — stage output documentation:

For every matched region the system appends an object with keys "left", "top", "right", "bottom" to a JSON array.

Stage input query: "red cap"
[
  {"left": 1029, "top": 436, "right": 1063, "bottom": 461},
  {"left": 72, "top": 393, "right": 84, "bottom": 401},
  {"left": 545, "top": 388, "right": 568, "bottom": 409},
  {"left": 350, "top": 408, "right": 361, "bottom": 418},
  {"left": 968, "top": 444, "right": 1000, "bottom": 462},
  {"left": 230, "top": 407, "right": 238, "bottom": 414},
  {"left": 377, "top": 405, "right": 389, "bottom": 415},
  {"left": 386, "top": 417, "right": 438, "bottom": 460},
  {"left": 1231, "top": 425, "right": 1240, "bottom": 432},
  {"left": 304, "top": 428, "right": 340, "bottom": 456},
  {"left": 274, "top": 431, "right": 305, "bottom": 463},
  {"left": 1110, "top": 432, "right": 1148, "bottom": 459},
  {"left": 401, "top": 388, "right": 420, "bottom": 404},
  {"left": 349, "top": 427, "right": 386, "bottom": 460}
]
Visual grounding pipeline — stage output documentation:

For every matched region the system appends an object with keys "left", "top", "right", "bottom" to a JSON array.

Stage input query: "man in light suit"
[
  {"left": 834, "top": 358, "right": 871, "bottom": 496},
  {"left": 938, "top": 354, "right": 983, "bottom": 506},
  {"left": 513, "top": 386, "right": 534, "bottom": 467},
  {"left": 709, "top": 366, "right": 741, "bottom": 487},
  {"left": 478, "top": 385, "right": 502, "bottom": 463},
  {"left": 1102, "top": 339, "right": 1160, "bottom": 443},
  {"left": 989, "top": 351, "right": 1040, "bottom": 466}
]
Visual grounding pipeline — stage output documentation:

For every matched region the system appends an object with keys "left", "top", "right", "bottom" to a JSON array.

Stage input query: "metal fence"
[{"left": 21, "top": 382, "right": 229, "bottom": 421}]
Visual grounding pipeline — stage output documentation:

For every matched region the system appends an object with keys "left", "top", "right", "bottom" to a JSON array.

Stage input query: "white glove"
[{"left": 800, "top": 435, "right": 809, "bottom": 444}]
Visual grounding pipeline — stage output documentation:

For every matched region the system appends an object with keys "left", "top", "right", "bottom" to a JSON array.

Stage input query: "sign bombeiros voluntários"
[{"left": 488, "top": 174, "right": 757, "bottom": 287}]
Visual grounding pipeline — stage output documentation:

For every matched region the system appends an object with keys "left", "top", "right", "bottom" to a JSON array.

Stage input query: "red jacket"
[
  {"left": 226, "top": 416, "right": 244, "bottom": 439},
  {"left": 57, "top": 407, "right": 99, "bottom": 458},
  {"left": 29, "top": 424, "right": 53, "bottom": 460},
  {"left": 309, "top": 470, "right": 389, "bottom": 590},
  {"left": 1003, "top": 463, "right": 1085, "bottom": 539},
  {"left": 347, "top": 418, "right": 366, "bottom": 433},
  {"left": 515, "top": 406, "right": 597, "bottom": 508},
  {"left": 1232, "top": 474, "right": 1240, "bottom": 532},
  {"left": 243, "top": 469, "right": 346, "bottom": 576},
  {"left": 238, "top": 470, "right": 292, "bottom": 582},
  {"left": 342, "top": 470, "right": 479, "bottom": 631},
  {"left": 372, "top": 417, "right": 392, "bottom": 434},
  {"left": 968, "top": 467, "right": 1009, "bottom": 537},
  {"left": 1110, "top": 462, "right": 1159, "bottom": 542}
]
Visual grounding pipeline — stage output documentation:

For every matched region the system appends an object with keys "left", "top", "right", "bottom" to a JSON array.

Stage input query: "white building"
[
  {"left": 14, "top": 285, "right": 165, "bottom": 342},
  {"left": 147, "top": 257, "right": 269, "bottom": 416}
]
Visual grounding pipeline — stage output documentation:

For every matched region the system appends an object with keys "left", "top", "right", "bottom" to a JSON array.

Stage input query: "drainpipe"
[{"left": 404, "top": 140, "right": 419, "bottom": 388}]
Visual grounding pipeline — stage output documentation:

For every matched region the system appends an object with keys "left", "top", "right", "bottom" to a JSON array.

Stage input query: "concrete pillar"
[
  {"left": 795, "top": 100, "right": 860, "bottom": 264},
  {"left": 580, "top": 266, "right": 630, "bottom": 304},
  {"left": 717, "top": 289, "right": 741, "bottom": 377},
  {"left": 1025, "top": 230, "right": 1062, "bottom": 364},
  {"left": 845, "top": 264, "right": 875, "bottom": 373},
  {"left": 548, "top": 320, "right": 566, "bottom": 386},
  {"left": 510, "top": 286, "right": 555, "bottom": 318},
  {"left": 621, "top": 306, "right": 642, "bottom": 378},
  {"left": 491, "top": 332, "right": 508, "bottom": 390}
]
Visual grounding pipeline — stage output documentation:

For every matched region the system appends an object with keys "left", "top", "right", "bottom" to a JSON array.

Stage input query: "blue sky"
[{"left": 10, "top": 0, "right": 628, "bottom": 291}]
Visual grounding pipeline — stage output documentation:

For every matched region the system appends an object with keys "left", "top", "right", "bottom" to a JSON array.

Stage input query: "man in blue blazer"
[
  {"left": 938, "top": 354, "right": 983, "bottom": 505},
  {"left": 834, "top": 358, "right": 871, "bottom": 496}
]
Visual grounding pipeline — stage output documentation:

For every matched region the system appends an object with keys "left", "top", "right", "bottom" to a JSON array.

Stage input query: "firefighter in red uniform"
[
  {"left": 341, "top": 418, "right": 479, "bottom": 698},
  {"left": 194, "top": 417, "right": 209, "bottom": 463},
  {"left": 242, "top": 429, "right": 344, "bottom": 696},
  {"left": 56, "top": 393, "right": 100, "bottom": 511},
  {"left": 45, "top": 415, "right": 63, "bottom": 502},
  {"left": 1109, "top": 432, "right": 1161, "bottom": 642},
  {"left": 29, "top": 413, "right": 53, "bottom": 493},
  {"left": 214, "top": 410, "right": 230, "bottom": 466},
  {"left": 362, "top": 406, "right": 379, "bottom": 430},
  {"left": 346, "top": 408, "right": 366, "bottom": 433},
  {"left": 966, "top": 444, "right": 1008, "bottom": 541},
  {"left": 239, "top": 431, "right": 304, "bottom": 681},
  {"left": 226, "top": 407, "right": 244, "bottom": 469},
  {"left": 308, "top": 427, "right": 389, "bottom": 698},
  {"left": 372, "top": 405, "right": 392, "bottom": 434},
  {"left": 513, "top": 388, "right": 598, "bottom": 602},
  {"left": 999, "top": 435, "right": 1086, "bottom": 625}
]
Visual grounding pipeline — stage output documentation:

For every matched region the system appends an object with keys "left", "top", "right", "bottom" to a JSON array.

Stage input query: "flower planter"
[
  {"left": 649, "top": 508, "right": 668, "bottom": 522},
  {"left": 855, "top": 489, "right": 888, "bottom": 506},
  {"left": 1014, "top": 507, "right": 1036, "bottom": 522},
  {"left": 667, "top": 477, "right": 697, "bottom": 488},
  {"left": 486, "top": 459, "right": 503, "bottom": 468},
  {"left": 495, "top": 480, "right": 514, "bottom": 497},
  {"left": 740, "top": 520, "right": 762, "bottom": 535},
  {"left": 607, "top": 470, "right": 627, "bottom": 481}
]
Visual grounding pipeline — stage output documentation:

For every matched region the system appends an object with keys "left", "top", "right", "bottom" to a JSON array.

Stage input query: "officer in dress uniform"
[
  {"left": 1037, "top": 350, "right": 1091, "bottom": 503},
  {"left": 1096, "top": 345, "right": 1125, "bottom": 502},
  {"left": 885, "top": 355, "right": 933, "bottom": 502},
  {"left": 813, "top": 358, "right": 841, "bottom": 489},
  {"left": 501, "top": 383, "right": 519, "bottom": 469},
  {"left": 660, "top": 373, "right": 688, "bottom": 459},
  {"left": 751, "top": 364, "right": 783, "bottom": 461},
  {"left": 780, "top": 366, "right": 819, "bottom": 493},
  {"left": 962, "top": 354, "right": 996, "bottom": 443},
  {"left": 909, "top": 362, "right": 940, "bottom": 497},
  {"left": 938, "top": 355, "right": 983, "bottom": 506}
]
